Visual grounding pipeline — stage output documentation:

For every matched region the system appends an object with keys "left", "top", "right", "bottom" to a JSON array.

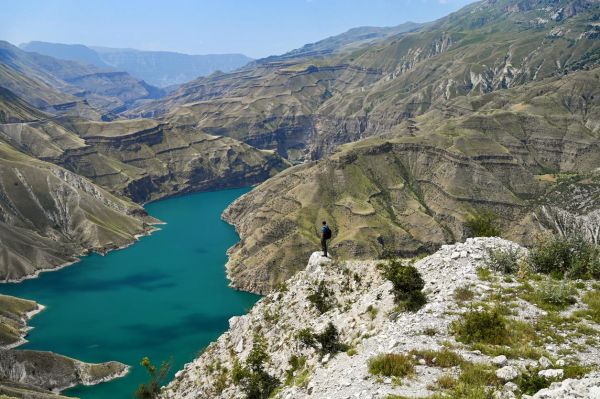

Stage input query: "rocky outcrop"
[
  {"left": 160, "top": 238, "right": 600, "bottom": 398},
  {"left": 529, "top": 372, "right": 600, "bottom": 398}
]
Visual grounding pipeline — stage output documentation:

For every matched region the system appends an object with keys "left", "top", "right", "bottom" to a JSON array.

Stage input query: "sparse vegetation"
[
  {"left": 516, "top": 370, "right": 552, "bottom": 395},
  {"left": 577, "top": 288, "right": 600, "bottom": 322},
  {"left": 379, "top": 258, "right": 427, "bottom": 312},
  {"left": 314, "top": 322, "right": 349, "bottom": 355},
  {"left": 296, "top": 328, "right": 316, "bottom": 348},
  {"left": 454, "top": 286, "right": 475, "bottom": 302},
  {"left": 423, "top": 327, "right": 438, "bottom": 336},
  {"left": 284, "top": 354, "right": 307, "bottom": 385},
  {"left": 528, "top": 235, "right": 600, "bottom": 279},
  {"left": 366, "top": 304, "right": 379, "bottom": 320},
  {"left": 436, "top": 373, "right": 457, "bottom": 390},
  {"left": 368, "top": 353, "right": 415, "bottom": 378},
  {"left": 526, "top": 279, "right": 577, "bottom": 310}
]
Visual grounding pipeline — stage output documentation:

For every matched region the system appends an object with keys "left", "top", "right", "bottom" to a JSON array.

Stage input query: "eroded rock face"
[{"left": 0, "top": 140, "right": 155, "bottom": 282}]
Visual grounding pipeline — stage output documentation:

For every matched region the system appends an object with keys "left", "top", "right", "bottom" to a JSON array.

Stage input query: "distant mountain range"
[{"left": 20, "top": 41, "right": 253, "bottom": 87}]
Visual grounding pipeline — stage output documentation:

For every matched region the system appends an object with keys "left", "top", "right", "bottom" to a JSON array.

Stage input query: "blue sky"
[{"left": 1, "top": 0, "right": 475, "bottom": 58}]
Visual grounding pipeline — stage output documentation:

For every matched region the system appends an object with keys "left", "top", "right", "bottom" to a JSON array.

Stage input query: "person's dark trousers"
[{"left": 321, "top": 237, "right": 328, "bottom": 257}]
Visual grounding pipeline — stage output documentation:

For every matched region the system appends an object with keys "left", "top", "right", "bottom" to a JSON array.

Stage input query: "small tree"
[
  {"left": 135, "top": 357, "right": 172, "bottom": 399},
  {"left": 380, "top": 258, "right": 427, "bottom": 311}
]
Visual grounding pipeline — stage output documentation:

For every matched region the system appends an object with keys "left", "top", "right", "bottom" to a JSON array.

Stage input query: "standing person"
[{"left": 320, "top": 221, "right": 332, "bottom": 257}]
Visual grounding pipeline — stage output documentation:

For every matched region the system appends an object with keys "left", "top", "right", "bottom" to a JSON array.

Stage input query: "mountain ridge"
[{"left": 21, "top": 41, "right": 253, "bottom": 87}]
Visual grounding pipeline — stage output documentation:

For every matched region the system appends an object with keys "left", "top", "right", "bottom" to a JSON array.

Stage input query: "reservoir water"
[{"left": 0, "top": 187, "right": 259, "bottom": 399}]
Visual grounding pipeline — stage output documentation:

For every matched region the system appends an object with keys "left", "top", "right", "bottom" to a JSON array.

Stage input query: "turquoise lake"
[{"left": 0, "top": 187, "right": 259, "bottom": 399}]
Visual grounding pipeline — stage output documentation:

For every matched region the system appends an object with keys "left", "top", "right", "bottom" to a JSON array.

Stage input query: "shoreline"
[
  {"left": 58, "top": 364, "right": 131, "bottom": 394},
  {"left": 1, "top": 224, "right": 162, "bottom": 285},
  {"left": 1, "top": 303, "right": 47, "bottom": 350}
]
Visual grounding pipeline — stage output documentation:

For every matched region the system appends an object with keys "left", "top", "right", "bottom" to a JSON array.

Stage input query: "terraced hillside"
[
  {"left": 0, "top": 85, "right": 288, "bottom": 280},
  {"left": 131, "top": 0, "right": 600, "bottom": 163},
  {"left": 222, "top": 66, "right": 600, "bottom": 293}
]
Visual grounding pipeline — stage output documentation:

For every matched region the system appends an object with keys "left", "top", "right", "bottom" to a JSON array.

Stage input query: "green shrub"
[
  {"left": 528, "top": 280, "right": 576, "bottom": 310},
  {"left": 232, "top": 334, "right": 280, "bottom": 399},
  {"left": 307, "top": 280, "right": 336, "bottom": 314},
  {"left": 452, "top": 362, "right": 499, "bottom": 399},
  {"left": 465, "top": 210, "right": 501, "bottom": 237},
  {"left": 528, "top": 235, "right": 600, "bottom": 279},
  {"left": 296, "top": 323, "right": 348, "bottom": 355},
  {"left": 134, "top": 357, "right": 172, "bottom": 399},
  {"left": 485, "top": 248, "right": 520, "bottom": 274},
  {"left": 452, "top": 308, "right": 509, "bottom": 345},
  {"left": 516, "top": 371, "right": 551, "bottom": 395},
  {"left": 368, "top": 353, "right": 415, "bottom": 377},
  {"left": 379, "top": 259, "right": 427, "bottom": 311},
  {"left": 314, "top": 322, "right": 349, "bottom": 355}
]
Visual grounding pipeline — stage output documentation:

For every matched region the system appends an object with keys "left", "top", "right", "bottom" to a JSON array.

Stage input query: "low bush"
[
  {"left": 307, "top": 280, "right": 335, "bottom": 314},
  {"left": 314, "top": 322, "right": 349, "bottom": 355},
  {"left": 296, "top": 323, "right": 348, "bottom": 355},
  {"left": 368, "top": 353, "right": 415, "bottom": 378},
  {"left": 528, "top": 280, "right": 576, "bottom": 310},
  {"left": 436, "top": 374, "right": 457, "bottom": 390},
  {"left": 465, "top": 210, "right": 501, "bottom": 237},
  {"left": 485, "top": 248, "right": 520, "bottom": 274},
  {"left": 528, "top": 235, "right": 600, "bottom": 279},
  {"left": 452, "top": 362, "right": 499, "bottom": 399},
  {"left": 379, "top": 258, "right": 427, "bottom": 311},
  {"left": 284, "top": 354, "right": 306, "bottom": 385},
  {"left": 452, "top": 308, "right": 509, "bottom": 345},
  {"left": 232, "top": 334, "right": 280, "bottom": 399},
  {"left": 516, "top": 371, "right": 551, "bottom": 395}
]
